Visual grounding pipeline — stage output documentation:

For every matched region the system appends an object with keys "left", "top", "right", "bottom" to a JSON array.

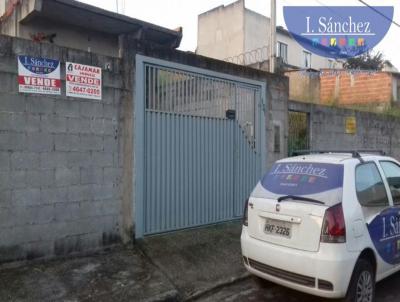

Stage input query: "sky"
[{"left": 77, "top": 0, "right": 400, "bottom": 69}]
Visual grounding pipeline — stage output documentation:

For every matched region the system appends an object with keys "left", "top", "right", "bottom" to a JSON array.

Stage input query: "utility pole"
[
  {"left": 116, "top": 0, "right": 125, "bottom": 14},
  {"left": 269, "top": 0, "right": 276, "bottom": 73}
]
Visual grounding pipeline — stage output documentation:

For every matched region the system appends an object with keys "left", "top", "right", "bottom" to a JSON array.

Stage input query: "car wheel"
[{"left": 344, "top": 259, "right": 375, "bottom": 302}]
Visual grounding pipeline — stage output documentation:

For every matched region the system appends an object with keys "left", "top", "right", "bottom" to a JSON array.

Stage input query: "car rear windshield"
[{"left": 254, "top": 162, "right": 344, "bottom": 205}]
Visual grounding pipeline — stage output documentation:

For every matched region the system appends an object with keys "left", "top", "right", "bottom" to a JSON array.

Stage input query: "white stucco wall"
[
  {"left": 244, "top": 9, "right": 268, "bottom": 54},
  {"left": 197, "top": 0, "right": 245, "bottom": 60}
]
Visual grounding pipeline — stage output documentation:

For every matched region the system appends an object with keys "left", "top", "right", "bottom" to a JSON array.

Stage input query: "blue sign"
[
  {"left": 283, "top": 6, "right": 394, "bottom": 59},
  {"left": 18, "top": 56, "right": 60, "bottom": 75},
  {"left": 261, "top": 163, "right": 343, "bottom": 195},
  {"left": 368, "top": 207, "right": 400, "bottom": 265},
  {"left": 17, "top": 55, "right": 61, "bottom": 95}
]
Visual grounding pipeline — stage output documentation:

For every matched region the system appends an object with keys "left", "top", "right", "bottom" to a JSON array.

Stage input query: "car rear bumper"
[{"left": 241, "top": 227, "right": 358, "bottom": 298}]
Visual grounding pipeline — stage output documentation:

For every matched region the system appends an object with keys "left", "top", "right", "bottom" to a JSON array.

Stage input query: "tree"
[{"left": 344, "top": 51, "right": 385, "bottom": 70}]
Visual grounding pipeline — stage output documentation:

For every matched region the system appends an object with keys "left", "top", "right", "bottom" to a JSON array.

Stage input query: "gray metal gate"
[{"left": 135, "top": 55, "right": 266, "bottom": 238}]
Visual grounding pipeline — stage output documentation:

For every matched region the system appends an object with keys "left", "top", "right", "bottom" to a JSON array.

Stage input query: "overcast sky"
[{"left": 78, "top": 0, "right": 400, "bottom": 68}]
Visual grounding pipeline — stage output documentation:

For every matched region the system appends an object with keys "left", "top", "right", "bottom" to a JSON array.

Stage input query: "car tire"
[{"left": 344, "top": 259, "right": 375, "bottom": 302}]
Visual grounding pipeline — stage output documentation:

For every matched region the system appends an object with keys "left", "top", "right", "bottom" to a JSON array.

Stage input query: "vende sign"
[
  {"left": 66, "top": 62, "right": 102, "bottom": 100},
  {"left": 18, "top": 56, "right": 61, "bottom": 95}
]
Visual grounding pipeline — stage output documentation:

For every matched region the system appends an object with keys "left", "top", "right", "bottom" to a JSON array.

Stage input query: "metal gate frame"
[
  {"left": 288, "top": 110, "right": 310, "bottom": 156},
  {"left": 134, "top": 54, "right": 267, "bottom": 238}
]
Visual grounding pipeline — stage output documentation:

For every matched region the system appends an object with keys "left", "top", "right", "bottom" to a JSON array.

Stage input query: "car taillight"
[
  {"left": 320, "top": 203, "right": 346, "bottom": 243},
  {"left": 243, "top": 199, "right": 249, "bottom": 226}
]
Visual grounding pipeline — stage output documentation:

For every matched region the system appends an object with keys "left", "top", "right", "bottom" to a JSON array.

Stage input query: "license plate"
[{"left": 264, "top": 219, "right": 292, "bottom": 238}]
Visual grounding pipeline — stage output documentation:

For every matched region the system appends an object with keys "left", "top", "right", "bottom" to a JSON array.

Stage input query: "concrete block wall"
[
  {"left": 285, "top": 71, "right": 320, "bottom": 104},
  {"left": 289, "top": 101, "right": 400, "bottom": 159},
  {"left": 267, "top": 76, "right": 289, "bottom": 168},
  {"left": 0, "top": 34, "right": 288, "bottom": 263},
  {"left": 0, "top": 35, "right": 123, "bottom": 263}
]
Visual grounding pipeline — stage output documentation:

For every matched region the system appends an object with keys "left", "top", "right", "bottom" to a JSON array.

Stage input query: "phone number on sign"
[{"left": 71, "top": 86, "right": 101, "bottom": 95}]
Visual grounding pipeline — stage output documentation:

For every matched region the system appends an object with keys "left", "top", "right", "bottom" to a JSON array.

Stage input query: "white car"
[{"left": 241, "top": 151, "right": 400, "bottom": 302}]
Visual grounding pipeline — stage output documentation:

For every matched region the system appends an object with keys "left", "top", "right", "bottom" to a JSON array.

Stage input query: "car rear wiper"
[{"left": 277, "top": 195, "right": 325, "bottom": 205}]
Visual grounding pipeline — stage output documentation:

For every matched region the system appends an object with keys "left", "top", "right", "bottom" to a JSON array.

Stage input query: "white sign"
[
  {"left": 66, "top": 62, "right": 102, "bottom": 100},
  {"left": 18, "top": 56, "right": 61, "bottom": 95}
]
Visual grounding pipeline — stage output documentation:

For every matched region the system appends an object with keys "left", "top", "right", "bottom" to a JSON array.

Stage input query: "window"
[
  {"left": 277, "top": 42, "right": 288, "bottom": 63},
  {"left": 259, "top": 162, "right": 344, "bottom": 206},
  {"left": 355, "top": 163, "right": 389, "bottom": 207},
  {"left": 380, "top": 161, "right": 400, "bottom": 205},
  {"left": 328, "top": 59, "right": 335, "bottom": 69},
  {"left": 303, "top": 51, "right": 311, "bottom": 68}
]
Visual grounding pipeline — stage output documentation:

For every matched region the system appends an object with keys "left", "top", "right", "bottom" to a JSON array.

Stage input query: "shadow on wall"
[{"left": 285, "top": 70, "right": 320, "bottom": 104}]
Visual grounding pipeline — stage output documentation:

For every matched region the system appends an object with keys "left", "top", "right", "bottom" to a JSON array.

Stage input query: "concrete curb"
[
  {"left": 183, "top": 272, "right": 251, "bottom": 301},
  {"left": 144, "top": 289, "right": 180, "bottom": 302},
  {"left": 136, "top": 222, "right": 247, "bottom": 302},
  {"left": 136, "top": 244, "right": 183, "bottom": 302}
]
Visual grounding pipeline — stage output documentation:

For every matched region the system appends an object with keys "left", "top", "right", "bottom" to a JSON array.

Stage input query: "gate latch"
[{"left": 226, "top": 109, "right": 236, "bottom": 120}]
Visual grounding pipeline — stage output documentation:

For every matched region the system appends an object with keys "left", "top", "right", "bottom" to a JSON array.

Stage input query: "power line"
[
  {"left": 357, "top": 0, "right": 400, "bottom": 28},
  {"left": 314, "top": 0, "right": 344, "bottom": 18},
  {"left": 312, "top": 0, "right": 399, "bottom": 28}
]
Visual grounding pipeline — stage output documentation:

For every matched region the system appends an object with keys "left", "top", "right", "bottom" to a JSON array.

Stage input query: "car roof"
[{"left": 278, "top": 153, "right": 395, "bottom": 164}]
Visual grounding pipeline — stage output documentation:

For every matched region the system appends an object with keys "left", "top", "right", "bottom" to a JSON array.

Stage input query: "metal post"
[{"left": 269, "top": 0, "right": 276, "bottom": 73}]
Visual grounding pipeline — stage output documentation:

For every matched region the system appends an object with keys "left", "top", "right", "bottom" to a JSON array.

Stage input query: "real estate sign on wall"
[
  {"left": 345, "top": 116, "right": 357, "bottom": 134},
  {"left": 66, "top": 62, "right": 102, "bottom": 100},
  {"left": 18, "top": 56, "right": 61, "bottom": 95}
]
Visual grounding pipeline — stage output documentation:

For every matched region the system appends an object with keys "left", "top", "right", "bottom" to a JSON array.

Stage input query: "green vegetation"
[{"left": 344, "top": 51, "right": 386, "bottom": 71}]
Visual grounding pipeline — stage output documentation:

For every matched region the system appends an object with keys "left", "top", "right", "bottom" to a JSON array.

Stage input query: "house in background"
[
  {"left": 196, "top": 0, "right": 343, "bottom": 71},
  {"left": 383, "top": 60, "right": 399, "bottom": 73},
  {"left": 196, "top": 0, "right": 400, "bottom": 111},
  {"left": 0, "top": 0, "right": 182, "bottom": 57}
]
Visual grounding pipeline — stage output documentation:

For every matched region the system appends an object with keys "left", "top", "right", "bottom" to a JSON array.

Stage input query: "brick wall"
[
  {"left": 0, "top": 36, "right": 124, "bottom": 262},
  {"left": 320, "top": 70, "right": 393, "bottom": 106}
]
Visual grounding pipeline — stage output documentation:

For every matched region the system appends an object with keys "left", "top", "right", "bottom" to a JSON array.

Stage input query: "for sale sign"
[
  {"left": 66, "top": 62, "right": 102, "bottom": 100},
  {"left": 18, "top": 56, "right": 61, "bottom": 95}
]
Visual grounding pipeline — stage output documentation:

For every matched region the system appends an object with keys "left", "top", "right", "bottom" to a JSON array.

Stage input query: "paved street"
[
  {"left": 0, "top": 247, "right": 178, "bottom": 302},
  {"left": 2, "top": 222, "right": 400, "bottom": 302},
  {"left": 0, "top": 222, "right": 244, "bottom": 302},
  {"left": 194, "top": 273, "right": 400, "bottom": 302}
]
